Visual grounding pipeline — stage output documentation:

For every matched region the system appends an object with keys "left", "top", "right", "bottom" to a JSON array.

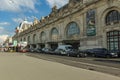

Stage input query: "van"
[{"left": 55, "top": 45, "right": 73, "bottom": 55}]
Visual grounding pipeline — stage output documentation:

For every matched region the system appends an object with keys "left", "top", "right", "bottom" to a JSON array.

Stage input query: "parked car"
[
  {"left": 55, "top": 45, "right": 73, "bottom": 55},
  {"left": 19, "top": 48, "right": 29, "bottom": 53},
  {"left": 29, "top": 48, "right": 36, "bottom": 53},
  {"left": 91, "top": 48, "right": 118, "bottom": 58},
  {"left": 54, "top": 48, "right": 61, "bottom": 55},
  {"left": 46, "top": 49, "right": 56, "bottom": 55},
  {"left": 66, "top": 49, "right": 87, "bottom": 57},
  {"left": 35, "top": 48, "right": 43, "bottom": 53},
  {"left": 81, "top": 49, "right": 95, "bottom": 57},
  {"left": 42, "top": 48, "right": 50, "bottom": 54},
  {"left": 109, "top": 50, "right": 120, "bottom": 57}
]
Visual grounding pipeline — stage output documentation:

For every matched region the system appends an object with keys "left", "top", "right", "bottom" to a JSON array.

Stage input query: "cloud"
[
  {"left": 0, "top": 0, "right": 38, "bottom": 12},
  {"left": 13, "top": 16, "right": 35, "bottom": 24},
  {"left": 0, "top": 27, "right": 4, "bottom": 30},
  {"left": 0, "top": 35, "right": 8, "bottom": 43},
  {"left": 0, "top": 27, "right": 9, "bottom": 43},
  {"left": 46, "top": 0, "right": 69, "bottom": 8},
  {"left": 27, "top": 16, "right": 35, "bottom": 21},
  {"left": 13, "top": 18, "right": 24, "bottom": 23},
  {"left": 0, "top": 27, "right": 14, "bottom": 35},
  {"left": 0, "top": 22, "right": 10, "bottom": 26}
]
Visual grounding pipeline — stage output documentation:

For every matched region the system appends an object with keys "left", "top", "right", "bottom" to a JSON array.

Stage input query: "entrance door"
[{"left": 107, "top": 31, "right": 120, "bottom": 50}]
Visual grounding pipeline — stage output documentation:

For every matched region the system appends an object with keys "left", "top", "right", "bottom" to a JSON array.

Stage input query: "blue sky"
[{"left": 0, "top": 0, "right": 68, "bottom": 42}]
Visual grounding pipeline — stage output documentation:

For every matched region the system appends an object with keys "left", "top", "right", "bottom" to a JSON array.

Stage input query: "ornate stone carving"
[{"left": 33, "top": 18, "right": 39, "bottom": 25}]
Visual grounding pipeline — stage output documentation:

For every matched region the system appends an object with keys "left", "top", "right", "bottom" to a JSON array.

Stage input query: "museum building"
[{"left": 13, "top": 0, "right": 120, "bottom": 50}]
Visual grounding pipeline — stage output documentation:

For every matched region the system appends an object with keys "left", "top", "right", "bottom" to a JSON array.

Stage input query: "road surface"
[{"left": 0, "top": 52, "right": 120, "bottom": 80}]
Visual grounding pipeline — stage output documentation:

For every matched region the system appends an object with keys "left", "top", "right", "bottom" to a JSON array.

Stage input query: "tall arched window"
[
  {"left": 40, "top": 31, "right": 46, "bottom": 43},
  {"left": 107, "top": 31, "right": 120, "bottom": 50},
  {"left": 33, "top": 34, "right": 36, "bottom": 43},
  {"left": 67, "top": 22, "right": 80, "bottom": 37},
  {"left": 51, "top": 28, "right": 59, "bottom": 41},
  {"left": 106, "top": 10, "right": 120, "bottom": 25}
]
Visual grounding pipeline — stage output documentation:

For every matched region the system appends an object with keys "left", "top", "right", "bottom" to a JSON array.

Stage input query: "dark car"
[
  {"left": 47, "top": 49, "right": 56, "bottom": 55},
  {"left": 30, "top": 48, "right": 40, "bottom": 53},
  {"left": 35, "top": 48, "right": 43, "bottom": 53},
  {"left": 83, "top": 49, "right": 95, "bottom": 57},
  {"left": 54, "top": 49, "right": 62, "bottom": 55},
  {"left": 91, "top": 48, "right": 118, "bottom": 58},
  {"left": 42, "top": 48, "right": 54, "bottom": 54},
  {"left": 66, "top": 49, "right": 87, "bottom": 58},
  {"left": 109, "top": 50, "right": 120, "bottom": 57},
  {"left": 29, "top": 48, "right": 36, "bottom": 53}
]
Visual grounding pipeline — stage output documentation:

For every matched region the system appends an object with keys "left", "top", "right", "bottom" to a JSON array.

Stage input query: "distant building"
[
  {"left": 13, "top": 0, "right": 120, "bottom": 50},
  {"left": 12, "top": 19, "right": 32, "bottom": 43},
  {"left": 3, "top": 37, "right": 13, "bottom": 51}
]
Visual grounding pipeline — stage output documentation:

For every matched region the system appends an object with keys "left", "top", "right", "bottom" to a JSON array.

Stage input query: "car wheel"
[
  {"left": 84, "top": 53, "right": 87, "bottom": 57},
  {"left": 67, "top": 53, "right": 69, "bottom": 57},
  {"left": 77, "top": 54, "right": 80, "bottom": 58}
]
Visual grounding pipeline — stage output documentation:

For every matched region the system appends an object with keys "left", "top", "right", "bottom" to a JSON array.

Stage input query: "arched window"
[
  {"left": 40, "top": 32, "right": 46, "bottom": 42},
  {"left": 67, "top": 22, "right": 80, "bottom": 37},
  {"left": 51, "top": 28, "right": 59, "bottom": 41},
  {"left": 106, "top": 10, "right": 120, "bottom": 25},
  {"left": 107, "top": 31, "right": 120, "bottom": 50},
  {"left": 33, "top": 34, "right": 36, "bottom": 43}
]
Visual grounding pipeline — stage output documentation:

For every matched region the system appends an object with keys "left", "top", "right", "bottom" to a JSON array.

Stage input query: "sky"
[{"left": 0, "top": 0, "right": 69, "bottom": 43}]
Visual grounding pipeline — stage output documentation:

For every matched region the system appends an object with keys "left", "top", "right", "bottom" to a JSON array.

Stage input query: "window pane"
[
  {"left": 114, "top": 31, "right": 118, "bottom": 35},
  {"left": 51, "top": 28, "right": 59, "bottom": 40},
  {"left": 106, "top": 10, "right": 120, "bottom": 25},
  {"left": 67, "top": 22, "right": 80, "bottom": 37},
  {"left": 107, "top": 31, "right": 120, "bottom": 50},
  {"left": 110, "top": 32, "right": 113, "bottom": 35}
]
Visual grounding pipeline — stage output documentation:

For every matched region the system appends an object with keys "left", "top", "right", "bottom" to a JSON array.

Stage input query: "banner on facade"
[
  {"left": 86, "top": 9, "right": 96, "bottom": 36},
  {"left": 13, "top": 40, "right": 17, "bottom": 46}
]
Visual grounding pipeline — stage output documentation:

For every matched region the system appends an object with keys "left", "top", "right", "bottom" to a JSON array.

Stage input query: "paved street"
[
  {"left": 0, "top": 52, "right": 119, "bottom": 80},
  {"left": 27, "top": 53, "right": 120, "bottom": 77}
]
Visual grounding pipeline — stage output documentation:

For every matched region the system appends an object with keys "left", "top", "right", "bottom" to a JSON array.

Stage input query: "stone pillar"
[{"left": 102, "top": 32, "right": 107, "bottom": 48}]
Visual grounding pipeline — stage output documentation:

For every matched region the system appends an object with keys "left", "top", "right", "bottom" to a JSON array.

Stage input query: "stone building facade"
[
  {"left": 13, "top": 0, "right": 120, "bottom": 50},
  {"left": 3, "top": 37, "right": 13, "bottom": 51}
]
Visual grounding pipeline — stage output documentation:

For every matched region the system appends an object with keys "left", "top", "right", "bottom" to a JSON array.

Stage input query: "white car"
[{"left": 56, "top": 45, "right": 73, "bottom": 55}]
